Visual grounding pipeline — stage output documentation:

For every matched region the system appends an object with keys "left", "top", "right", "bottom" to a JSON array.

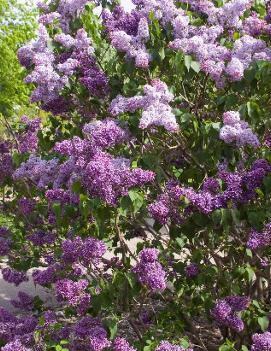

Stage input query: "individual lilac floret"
[
  {"left": 211, "top": 295, "right": 250, "bottom": 332},
  {"left": 133, "top": 248, "right": 167, "bottom": 291},
  {"left": 10, "top": 292, "right": 34, "bottom": 311},
  {"left": 247, "top": 222, "right": 271, "bottom": 250},
  {"left": 2, "top": 268, "right": 28, "bottom": 286},
  {"left": 110, "top": 79, "right": 178, "bottom": 132},
  {"left": 112, "top": 337, "right": 136, "bottom": 351},
  {"left": 185, "top": 263, "right": 199, "bottom": 278},
  {"left": 251, "top": 332, "right": 271, "bottom": 351},
  {"left": 219, "top": 111, "right": 260, "bottom": 148},
  {"left": 155, "top": 340, "right": 193, "bottom": 351}
]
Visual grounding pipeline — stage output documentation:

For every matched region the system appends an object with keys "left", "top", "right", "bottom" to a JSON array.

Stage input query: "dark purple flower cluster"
[
  {"left": 32, "top": 264, "right": 61, "bottom": 286},
  {"left": 247, "top": 222, "right": 271, "bottom": 250},
  {"left": 10, "top": 292, "right": 34, "bottom": 311},
  {"left": 211, "top": 295, "right": 250, "bottom": 332},
  {"left": 53, "top": 120, "right": 155, "bottom": 205},
  {"left": 133, "top": 248, "right": 167, "bottom": 291},
  {"left": 77, "top": 51, "right": 110, "bottom": 98},
  {"left": 155, "top": 340, "right": 193, "bottom": 351},
  {"left": 0, "top": 227, "right": 11, "bottom": 256},
  {"left": 102, "top": 5, "right": 141, "bottom": 36},
  {"left": 74, "top": 316, "right": 111, "bottom": 351},
  {"left": 0, "top": 306, "right": 37, "bottom": 346},
  {"left": 149, "top": 159, "right": 271, "bottom": 224},
  {"left": 251, "top": 331, "right": 271, "bottom": 351},
  {"left": 2, "top": 268, "right": 28, "bottom": 286},
  {"left": 55, "top": 278, "right": 91, "bottom": 314},
  {"left": 18, "top": 116, "right": 41, "bottom": 153},
  {"left": 185, "top": 263, "right": 200, "bottom": 278},
  {"left": 28, "top": 230, "right": 55, "bottom": 246},
  {"left": 0, "top": 140, "right": 13, "bottom": 184},
  {"left": 18, "top": 198, "right": 36, "bottom": 216},
  {"left": 61, "top": 236, "right": 106, "bottom": 264}
]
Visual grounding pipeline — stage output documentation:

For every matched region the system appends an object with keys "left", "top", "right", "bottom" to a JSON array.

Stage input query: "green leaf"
[
  {"left": 191, "top": 61, "right": 200, "bottom": 73},
  {"left": 184, "top": 55, "right": 192, "bottom": 72},
  {"left": 258, "top": 316, "right": 269, "bottom": 331}
]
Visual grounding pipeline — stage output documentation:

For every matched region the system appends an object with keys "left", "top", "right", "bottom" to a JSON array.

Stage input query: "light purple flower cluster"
[
  {"left": 167, "top": 0, "right": 271, "bottom": 86},
  {"left": 1, "top": 340, "right": 32, "bottom": 351},
  {"left": 110, "top": 79, "right": 178, "bottom": 132},
  {"left": 2, "top": 268, "right": 28, "bottom": 286},
  {"left": 82, "top": 118, "right": 130, "bottom": 150},
  {"left": 112, "top": 337, "right": 136, "bottom": 351},
  {"left": 13, "top": 155, "right": 59, "bottom": 188},
  {"left": 251, "top": 332, "right": 271, "bottom": 351},
  {"left": 219, "top": 111, "right": 260, "bottom": 147},
  {"left": 211, "top": 295, "right": 250, "bottom": 332},
  {"left": 155, "top": 340, "right": 193, "bottom": 351},
  {"left": 247, "top": 222, "right": 271, "bottom": 250},
  {"left": 103, "top": 6, "right": 150, "bottom": 68},
  {"left": 150, "top": 159, "right": 271, "bottom": 224},
  {"left": 18, "top": 116, "right": 41, "bottom": 153},
  {"left": 133, "top": 248, "right": 167, "bottom": 291}
]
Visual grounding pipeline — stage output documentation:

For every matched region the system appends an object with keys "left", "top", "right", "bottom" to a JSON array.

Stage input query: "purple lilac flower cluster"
[
  {"left": 0, "top": 140, "right": 13, "bottom": 184},
  {"left": 102, "top": 2, "right": 157, "bottom": 68},
  {"left": 251, "top": 332, "right": 271, "bottom": 351},
  {"left": 133, "top": 248, "right": 167, "bottom": 291},
  {"left": 55, "top": 278, "right": 91, "bottom": 314},
  {"left": 0, "top": 226, "right": 11, "bottom": 256},
  {"left": 149, "top": 160, "right": 271, "bottom": 224},
  {"left": 18, "top": 18, "right": 108, "bottom": 114},
  {"left": 155, "top": 340, "right": 193, "bottom": 351},
  {"left": 211, "top": 295, "right": 250, "bottom": 332},
  {"left": 2, "top": 268, "right": 28, "bottom": 286},
  {"left": 10, "top": 292, "right": 34, "bottom": 311},
  {"left": 112, "top": 337, "right": 137, "bottom": 351},
  {"left": 185, "top": 263, "right": 200, "bottom": 278},
  {"left": 13, "top": 155, "right": 59, "bottom": 188},
  {"left": 53, "top": 119, "right": 154, "bottom": 205},
  {"left": 110, "top": 79, "right": 178, "bottom": 132},
  {"left": 61, "top": 236, "right": 106, "bottom": 264},
  {"left": 219, "top": 111, "right": 259, "bottom": 147},
  {"left": 167, "top": 0, "right": 271, "bottom": 86},
  {"left": 247, "top": 222, "right": 271, "bottom": 250},
  {"left": 28, "top": 230, "right": 55, "bottom": 246},
  {"left": 18, "top": 116, "right": 41, "bottom": 153}
]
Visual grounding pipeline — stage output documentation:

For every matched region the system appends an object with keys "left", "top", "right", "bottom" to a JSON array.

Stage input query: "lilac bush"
[{"left": 2, "top": 0, "right": 271, "bottom": 350}]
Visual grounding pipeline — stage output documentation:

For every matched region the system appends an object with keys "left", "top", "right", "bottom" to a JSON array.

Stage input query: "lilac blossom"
[
  {"left": 133, "top": 248, "right": 167, "bottom": 291},
  {"left": 247, "top": 222, "right": 271, "bottom": 250},
  {"left": 251, "top": 332, "right": 271, "bottom": 351},
  {"left": 211, "top": 296, "right": 250, "bottom": 332},
  {"left": 10, "top": 292, "right": 34, "bottom": 311},
  {"left": 155, "top": 340, "right": 193, "bottom": 351},
  {"left": 110, "top": 79, "right": 178, "bottom": 132},
  {"left": 2, "top": 268, "right": 28, "bottom": 286},
  {"left": 219, "top": 111, "right": 259, "bottom": 147}
]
